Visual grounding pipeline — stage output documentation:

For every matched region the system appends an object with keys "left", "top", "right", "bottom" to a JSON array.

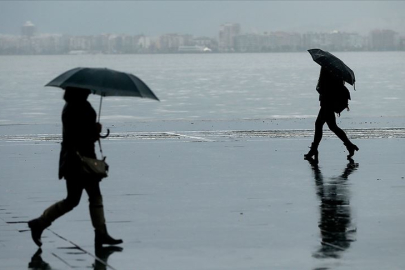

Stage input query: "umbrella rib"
[
  {"left": 45, "top": 67, "right": 83, "bottom": 88},
  {"left": 125, "top": 73, "right": 159, "bottom": 101},
  {"left": 124, "top": 72, "right": 144, "bottom": 98}
]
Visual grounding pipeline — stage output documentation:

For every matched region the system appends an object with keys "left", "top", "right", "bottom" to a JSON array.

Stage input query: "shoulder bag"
[{"left": 77, "top": 139, "right": 109, "bottom": 179}]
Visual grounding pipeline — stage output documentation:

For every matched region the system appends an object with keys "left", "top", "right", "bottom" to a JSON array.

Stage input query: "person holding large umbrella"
[
  {"left": 304, "top": 49, "right": 359, "bottom": 162},
  {"left": 28, "top": 68, "right": 159, "bottom": 248}
]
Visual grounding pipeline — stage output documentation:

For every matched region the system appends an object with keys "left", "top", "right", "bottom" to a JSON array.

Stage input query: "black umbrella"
[
  {"left": 46, "top": 67, "right": 159, "bottom": 118},
  {"left": 46, "top": 67, "right": 159, "bottom": 99},
  {"left": 308, "top": 49, "right": 356, "bottom": 88}
]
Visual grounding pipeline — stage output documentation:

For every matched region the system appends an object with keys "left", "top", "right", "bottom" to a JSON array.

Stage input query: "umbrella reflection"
[
  {"left": 307, "top": 158, "right": 359, "bottom": 259},
  {"left": 93, "top": 246, "right": 123, "bottom": 270},
  {"left": 28, "top": 249, "right": 52, "bottom": 270}
]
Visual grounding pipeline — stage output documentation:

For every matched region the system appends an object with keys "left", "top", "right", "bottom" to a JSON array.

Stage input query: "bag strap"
[{"left": 97, "top": 139, "right": 104, "bottom": 159}]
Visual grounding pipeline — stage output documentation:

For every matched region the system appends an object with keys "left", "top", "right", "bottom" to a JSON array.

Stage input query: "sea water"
[{"left": 0, "top": 52, "right": 404, "bottom": 125}]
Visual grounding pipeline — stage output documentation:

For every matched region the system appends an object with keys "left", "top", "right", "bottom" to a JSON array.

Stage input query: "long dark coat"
[
  {"left": 58, "top": 100, "right": 99, "bottom": 179},
  {"left": 316, "top": 68, "right": 349, "bottom": 112}
]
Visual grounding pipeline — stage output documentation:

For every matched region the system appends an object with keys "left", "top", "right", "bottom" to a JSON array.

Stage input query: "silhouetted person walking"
[
  {"left": 28, "top": 87, "right": 122, "bottom": 248},
  {"left": 305, "top": 68, "right": 359, "bottom": 162}
]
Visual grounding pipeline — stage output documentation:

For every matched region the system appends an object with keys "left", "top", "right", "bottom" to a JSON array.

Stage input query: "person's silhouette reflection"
[
  {"left": 307, "top": 158, "right": 358, "bottom": 259},
  {"left": 28, "top": 246, "right": 122, "bottom": 270},
  {"left": 93, "top": 246, "right": 123, "bottom": 270},
  {"left": 28, "top": 249, "right": 52, "bottom": 270}
]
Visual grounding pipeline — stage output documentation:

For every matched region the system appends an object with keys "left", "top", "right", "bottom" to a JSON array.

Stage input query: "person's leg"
[
  {"left": 325, "top": 111, "right": 359, "bottom": 157},
  {"left": 314, "top": 107, "right": 328, "bottom": 147},
  {"left": 28, "top": 179, "right": 83, "bottom": 246},
  {"left": 41, "top": 180, "right": 83, "bottom": 223},
  {"left": 85, "top": 179, "right": 105, "bottom": 232},
  {"left": 305, "top": 107, "right": 326, "bottom": 161},
  {"left": 85, "top": 179, "right": 122, "bottom": 247},
  {"left": 325, "top": 110, "right": 350, "bottom": 143}
]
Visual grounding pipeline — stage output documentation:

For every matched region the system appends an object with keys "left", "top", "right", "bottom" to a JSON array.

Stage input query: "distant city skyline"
[
  {"left": 1, "top": 1, "right": 405, "bottom": 37},
  {"left": 1, "top": 23, "right": 402, "bottom": 55}
]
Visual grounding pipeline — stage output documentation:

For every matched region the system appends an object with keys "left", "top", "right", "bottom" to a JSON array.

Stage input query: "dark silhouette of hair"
[{"left": 63, "top": 87, "right": 91, "bottom": 103}]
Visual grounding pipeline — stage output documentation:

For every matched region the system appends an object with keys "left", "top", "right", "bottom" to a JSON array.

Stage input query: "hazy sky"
[{"left": 1, "top": 1, "right": 404, "bottom": 36}]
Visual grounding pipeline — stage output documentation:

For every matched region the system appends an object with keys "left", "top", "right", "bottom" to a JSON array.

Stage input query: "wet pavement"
[{"left": 1, "top": 118, "right": 405, "bottom": 269}]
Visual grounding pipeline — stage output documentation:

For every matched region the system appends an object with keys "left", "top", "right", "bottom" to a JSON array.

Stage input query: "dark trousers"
[
  {"left": 40, "top": 176, "right": 106, "bottom": 232},
  {"left": 313, "top": 107, "right": 351, "bottom": 147}
]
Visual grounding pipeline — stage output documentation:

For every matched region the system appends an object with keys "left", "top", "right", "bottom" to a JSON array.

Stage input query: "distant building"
[
  {"left": 21, "top": 21, "right": 36, "bottom": 37},
  {"left": 234, "top": 32, "right": 302, "bottom": 52},
  {"left": 178, "top": 45, "right": 206, "bottom": 53},
  {"left": 370, "top": 29, "right": 398, "bottom": 51},
  {"left": 302, "top": 31, "right": 366, "bottom": 51},
  {"left": 234, "top": 33, "right": 262, "bottom": 52},
  {"left": 157, "top": 34, "right": 193, "bottom": 53},
  {"left": 265, "top": 31, "right": 302, "bottom": 51},
  {"left": 137, "top": 35, "right": 153, "bottom": 53},
  {"left": 399, "top": 36, "right": 405, "bottom": 50},
  {"left": 193, "top": 36, "right": 218, "bottom": 51},
  {"left": 218, "top": 23, "right": 241, "bottom": 52}
]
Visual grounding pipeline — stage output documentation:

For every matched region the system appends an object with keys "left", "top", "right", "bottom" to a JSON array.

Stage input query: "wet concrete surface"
[{"left": 1, "top": 118, "right": 405, "bottom": 269}]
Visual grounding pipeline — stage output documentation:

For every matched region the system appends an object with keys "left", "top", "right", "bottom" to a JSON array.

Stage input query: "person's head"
[
  {"left": 63, "top": 87, "right": 91, "bottom": 103},
  {"left": 319, "top": 67, "right": 344, "bottom": 86}
]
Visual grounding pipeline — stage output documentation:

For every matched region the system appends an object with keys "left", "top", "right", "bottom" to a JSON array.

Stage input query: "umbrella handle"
[{"left": 100, "top": 128, "right": 110, "bottom": 139}]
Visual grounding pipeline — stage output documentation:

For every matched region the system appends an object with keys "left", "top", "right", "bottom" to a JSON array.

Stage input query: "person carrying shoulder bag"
[{"left": 28, "top": 87, "right": 122, "bottom": 248}]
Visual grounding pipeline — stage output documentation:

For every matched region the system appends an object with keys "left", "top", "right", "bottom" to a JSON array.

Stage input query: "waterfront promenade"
[{"left": 1, "top": 118, "right": 405, "bottom": 270}]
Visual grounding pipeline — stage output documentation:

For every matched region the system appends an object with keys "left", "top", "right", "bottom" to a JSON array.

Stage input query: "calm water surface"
[{"left": 0, "top": 52, "right": 404, "bottom": 125}]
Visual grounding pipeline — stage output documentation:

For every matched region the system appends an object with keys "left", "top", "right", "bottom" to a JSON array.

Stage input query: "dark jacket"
[
  {"left": 316, "top": 68, "right": 344, "bottom": 108},
  {"left": 58, "top": 100, "right": 99, "bottom": 179}
]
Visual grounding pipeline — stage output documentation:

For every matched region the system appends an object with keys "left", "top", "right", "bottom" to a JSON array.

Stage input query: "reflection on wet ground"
[
  {"left": 93, "top": 246, "right": 123, "bottom": 270},
  {"left": 1, "top": 121, "right": 404, "bottom": 270},
  {"left": 28, "top": 249, "right": 51, "bottom": 270},
  {"left": 307, "top": 158, "right": 359, "bottom": 261},
  {"left": 28, "top": 246, "right": 123, "bottom": 270}
]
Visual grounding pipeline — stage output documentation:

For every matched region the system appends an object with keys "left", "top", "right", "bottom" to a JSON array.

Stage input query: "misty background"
[{"left": 1, "top": 1, "right": 404, "bottom": 37}]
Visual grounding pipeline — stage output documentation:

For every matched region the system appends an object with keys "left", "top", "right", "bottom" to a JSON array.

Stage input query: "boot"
[
  {"left": 90, "top": 197, "right": 122, "bottom": 247},
  {"left": 95, "top": 225, "right": 123, "bottom": 247},
  {"left": 344, "top": 142, "right": 359, "bottom": 158},
  {"left": 304, "top": 143, "right": 319, "bottom": 163},
  {"left": 28, "top": 218, "right": 50, "bottom": 247}
]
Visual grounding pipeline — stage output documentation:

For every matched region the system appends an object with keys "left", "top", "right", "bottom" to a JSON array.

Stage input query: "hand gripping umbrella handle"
[{"left": 100, "top": 128, "right": 110, "bottom": 139}]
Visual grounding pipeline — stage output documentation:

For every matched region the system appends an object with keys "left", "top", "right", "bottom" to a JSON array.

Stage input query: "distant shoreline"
[{"left": 1, "top": 50, "right": 405, "bottom": 56}]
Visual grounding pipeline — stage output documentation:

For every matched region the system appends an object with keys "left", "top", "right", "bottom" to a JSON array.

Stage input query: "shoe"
[
  {"left": 95, "top": 226, "right": 123, "bottom": 247},
  {"left": 344, "top": 142, "right": 359, "bottom": 158},
  {"left": 28, "top": 218, "right": 49, "bottom": 247},
  {"left": 304, "top": 143, "right": 319, "bottom": 163}
]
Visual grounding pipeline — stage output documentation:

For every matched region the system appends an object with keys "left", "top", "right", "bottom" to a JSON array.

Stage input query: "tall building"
[
  {"left": 218, "top": 23, "right": 241, "bottom": 52},
  {"left": 370, "top": 29, "right": 398, "bottom": 51},
  {"left": 21, "top": 21, "right": 36, "bottom": 37}
]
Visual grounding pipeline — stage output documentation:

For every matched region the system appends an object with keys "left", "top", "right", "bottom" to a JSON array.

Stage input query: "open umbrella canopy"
[
  {"left": 45, "top": 67, "right": 159, "bottom": 101},
  {"left": 308, "top": 49, "right": 356, "bottom": 87}
]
